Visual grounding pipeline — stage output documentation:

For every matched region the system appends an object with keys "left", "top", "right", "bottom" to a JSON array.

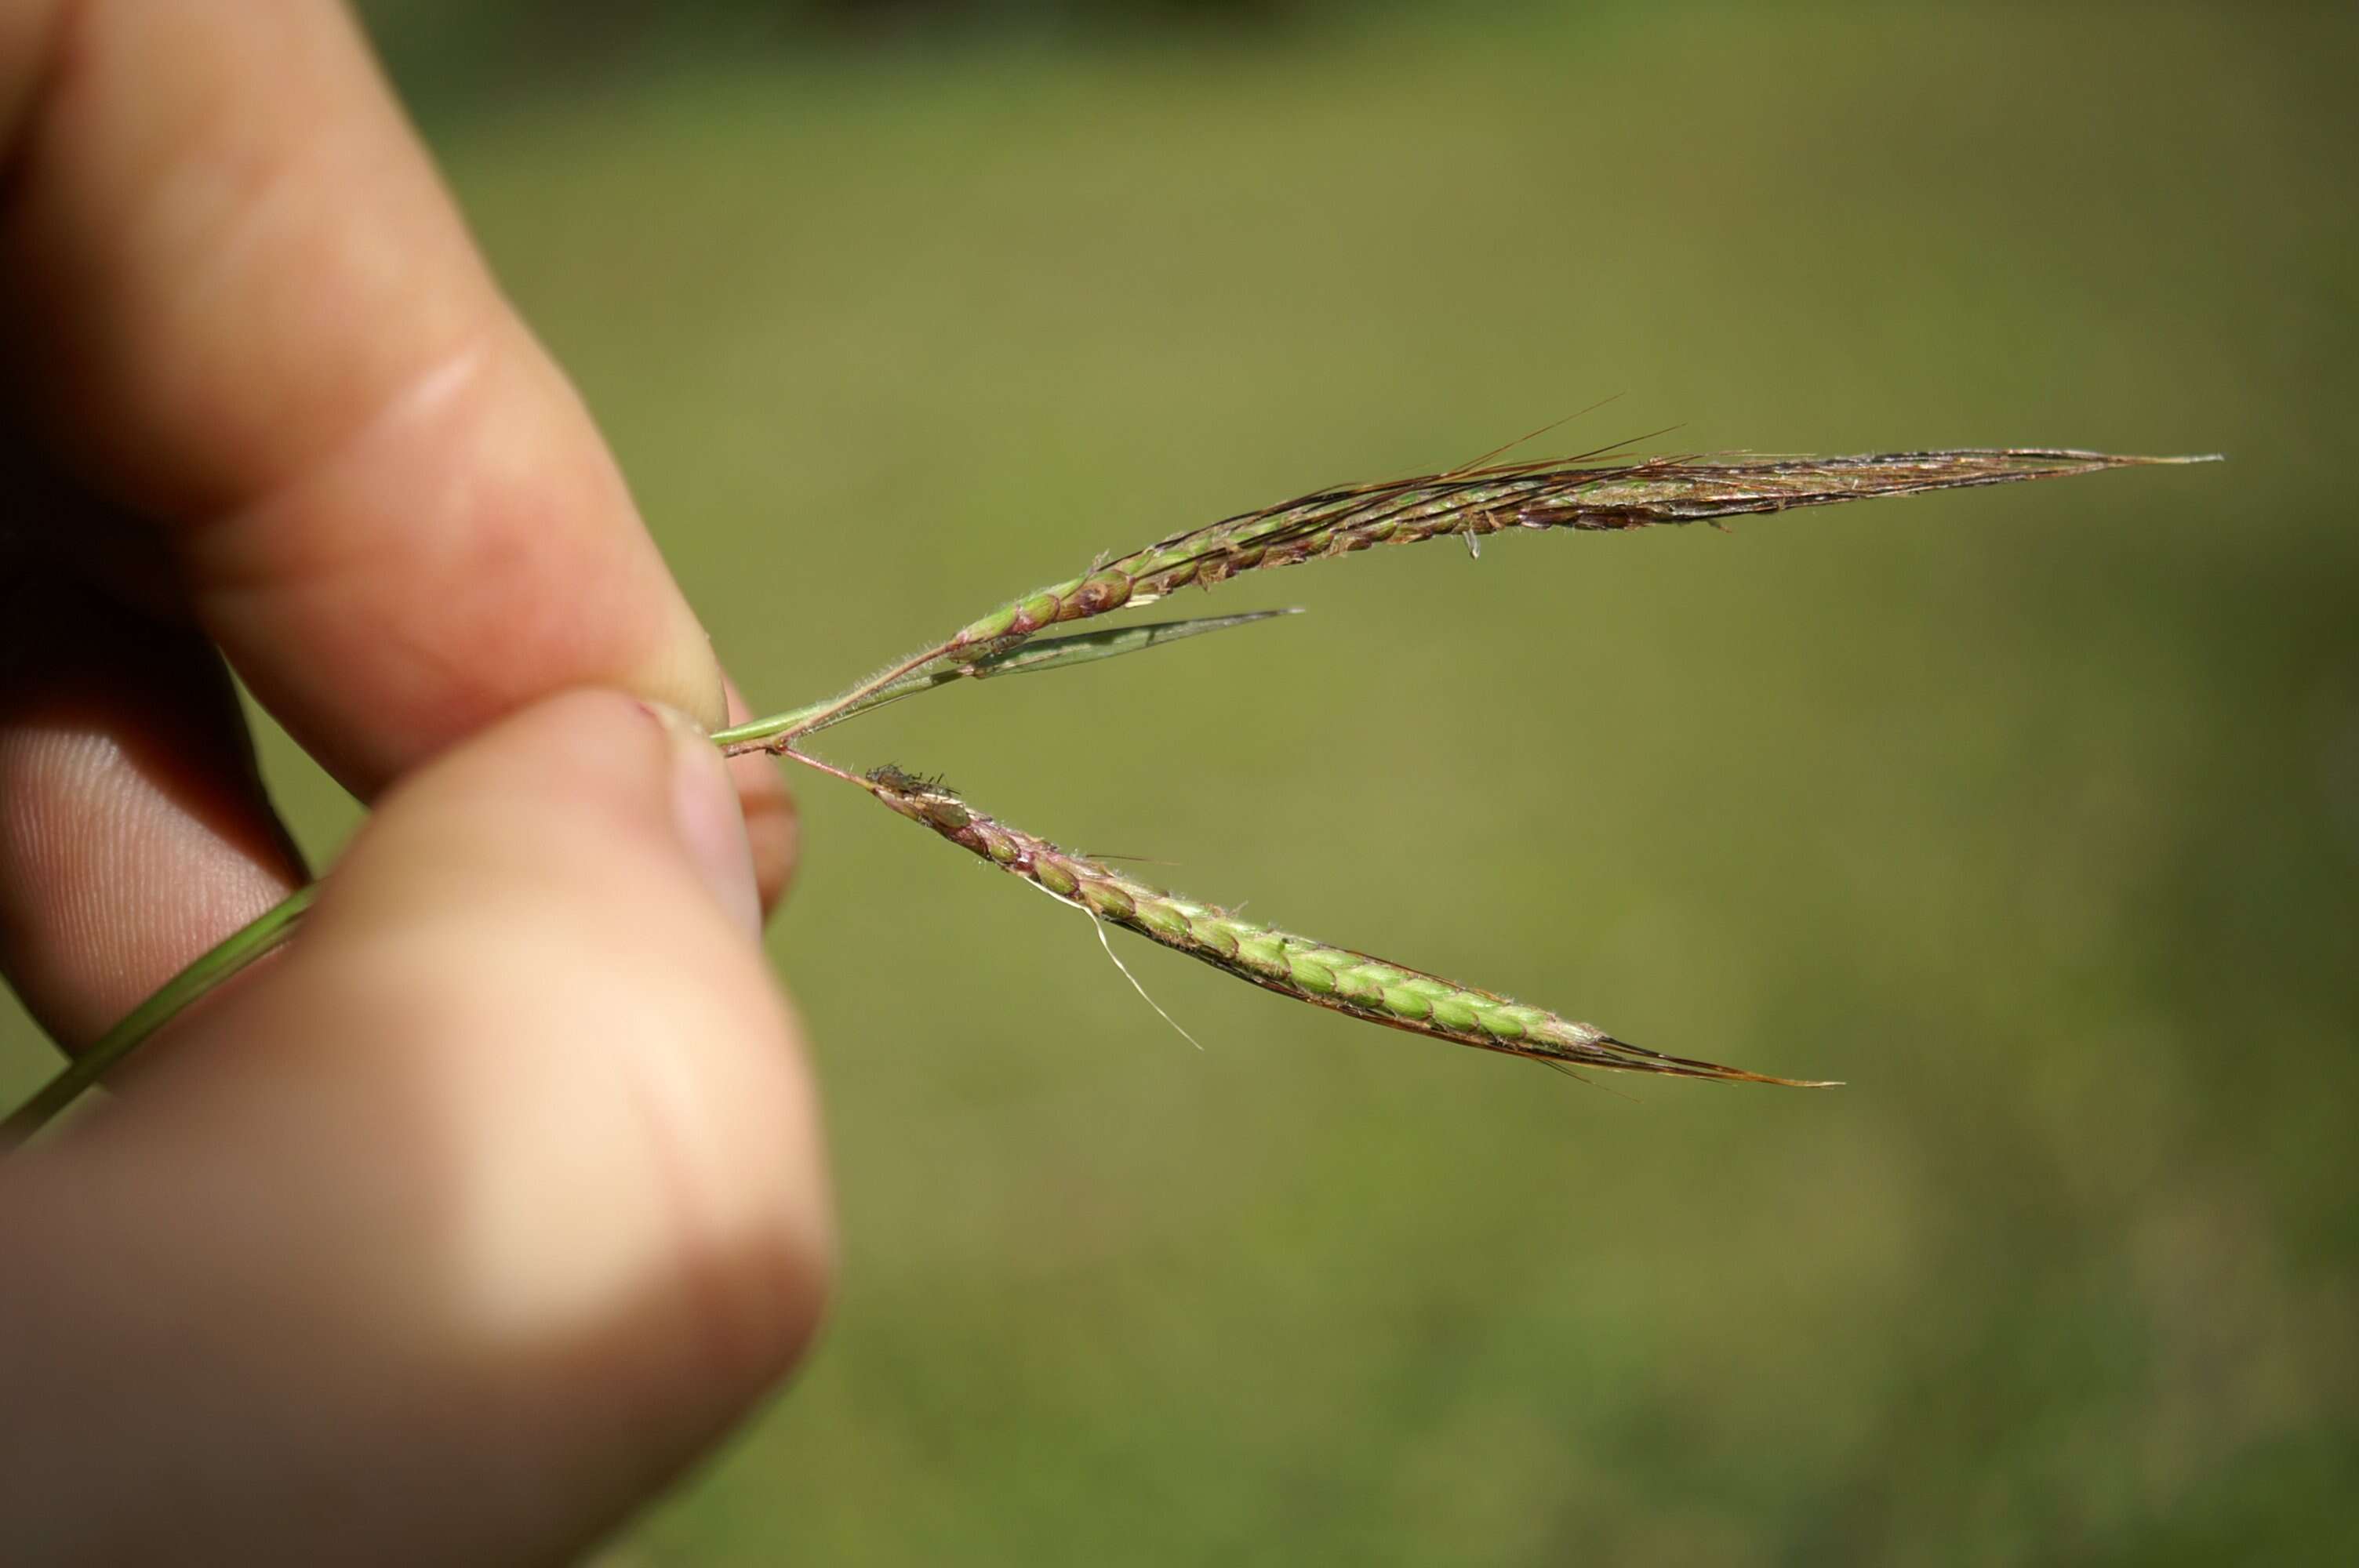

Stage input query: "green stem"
[
  {"left": 0, "top": 706, "right": 870, "bottom": 1150},
  {"left": 709, "top": 695, "right": 840, "bottom": 752},
  {"left": 0, "top": 884, "right": 320, "bottom": 1152},
  {"left": 0, "top": 695, "right": 859, "bottom": 1151},
  {"left": 727, "top": 637, "right": 971, "bottom": 752},
  {"left": 712, "top": 682, "right": 928, "bottom": 753}
]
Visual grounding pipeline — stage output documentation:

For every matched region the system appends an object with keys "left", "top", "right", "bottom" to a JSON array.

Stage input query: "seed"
[
  {"left": 1236, "top": 936, "right": 1289, "bottom": 976},
  {"left": 1135, "top": 902, "right": 1190, "bottom": 941},
  {"left": 1288, "top": 956, "right": 1336, "bottom": 995},
  {"left": 1190, "top": 917, "right": 1238, "bottom": 959},
  {"left": 1381, "top": 986, "right": 1433, "bottom": 1022},
  {"left": 1078, "top": 881, "right": 1134, "bottom": 919},
  {"left": 958, "top": 604, "right": 1020, "bottom": 643},
  {"left": 1429, "top": 995, "right": 1480, "bottom": 1032},
  {"left": 1476, "top": 1007, "right": 1525, "bottom": 1041}
]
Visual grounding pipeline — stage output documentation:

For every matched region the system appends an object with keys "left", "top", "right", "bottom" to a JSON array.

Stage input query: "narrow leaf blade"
[{"left": 966, "top": 608, "right": 1300, "bottom": 680}]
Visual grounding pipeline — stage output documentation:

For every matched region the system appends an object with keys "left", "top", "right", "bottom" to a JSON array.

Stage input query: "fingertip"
[
  {"left": 300, "top": 683, "right": 835, "bottom": 1370},
  {"left": 333, "top": 687, "right": 676, "bottom": 890},
  {"left": 641, "top": 699, "right": 761, "bottom": 941},
  {"left": 0, "top": 685, "right": 832, "bottom": 1559}
]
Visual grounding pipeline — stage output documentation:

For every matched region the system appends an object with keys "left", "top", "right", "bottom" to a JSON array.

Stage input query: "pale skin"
[{"left": 0, "top": 2, "right": 831, "bottom": 1560}]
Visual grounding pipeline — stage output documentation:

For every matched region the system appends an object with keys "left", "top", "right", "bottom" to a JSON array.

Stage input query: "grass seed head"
[
  {"left": 861, "top": 767, "right": 1832, "bottom": 1086},
  {"left": 953, "top": 448, "right": 2214, "bottom": 649}
]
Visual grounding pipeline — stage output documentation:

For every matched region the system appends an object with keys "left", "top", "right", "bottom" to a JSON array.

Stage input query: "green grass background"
[{"left": 7, "top": 3, "right": 2356, "bottom": 1561}]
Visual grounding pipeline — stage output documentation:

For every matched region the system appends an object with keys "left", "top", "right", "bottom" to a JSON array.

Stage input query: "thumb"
[{"left": 0, "top": 689, "right": 831, "bottom": 1566}]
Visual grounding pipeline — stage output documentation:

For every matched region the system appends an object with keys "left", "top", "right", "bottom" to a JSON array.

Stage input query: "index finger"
[{"left": 1, "top": 0, "right": 725, "bottom": 788}]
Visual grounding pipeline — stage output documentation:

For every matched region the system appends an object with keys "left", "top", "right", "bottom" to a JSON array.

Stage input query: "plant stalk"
[{"left": 0, "top": 884, "right": 319, "bottom": 1151}]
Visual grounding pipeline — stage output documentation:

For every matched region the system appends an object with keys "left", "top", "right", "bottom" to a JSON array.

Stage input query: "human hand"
[{"left": 0, "top": 2, "right": 830, "bottom": 1560}]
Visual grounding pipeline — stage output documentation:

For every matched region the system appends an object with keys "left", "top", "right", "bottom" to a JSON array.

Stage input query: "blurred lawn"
[{"left": 8, "top": 3, "right": 2357, "bottom": 1563}]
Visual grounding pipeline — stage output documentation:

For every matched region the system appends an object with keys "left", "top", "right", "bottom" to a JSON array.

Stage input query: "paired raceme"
[
  {"left": 3, "top": 440, "right": 2216, "bottom": 1145},
  {"left": 753, "top": 446, "right": 2207, "bottom": 1087}
]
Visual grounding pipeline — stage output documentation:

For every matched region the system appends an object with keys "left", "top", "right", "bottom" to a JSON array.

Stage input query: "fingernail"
[{"left": 641, "top": 701, "right": 764, "bottom": 941}]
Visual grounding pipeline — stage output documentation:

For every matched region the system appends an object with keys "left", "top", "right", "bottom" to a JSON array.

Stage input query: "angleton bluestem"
[{"left": 2, "top": 444, "right": 2216, "bottom": 1145}]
